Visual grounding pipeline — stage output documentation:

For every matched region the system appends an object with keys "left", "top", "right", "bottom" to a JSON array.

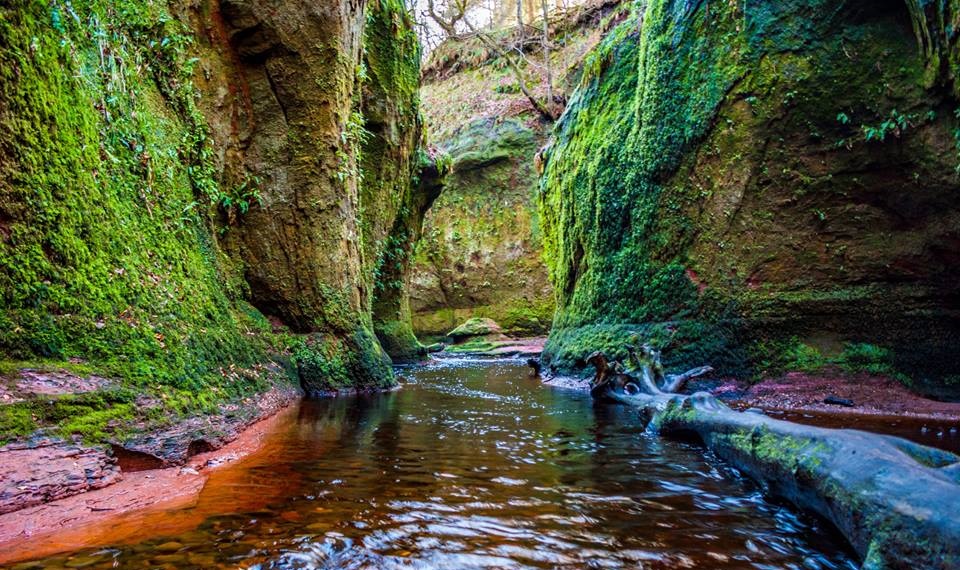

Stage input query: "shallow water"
[
  {"left": 760, "top": 409, "right": 960, "bottom": 455},
  {"left": 9, "top": 358, "right": 858, "bottom": 569}
]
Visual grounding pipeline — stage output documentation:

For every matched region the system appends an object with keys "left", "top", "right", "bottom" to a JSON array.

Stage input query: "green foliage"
[
  {"left": 835, "top": 343, "right": 905, "bottom": 381},
  {"left": 293, "top": 338, "right": 352, "bottom": 392},
  {"left": 751, "top": 339, "right": 909, "bottom": 385},
  {"left": 0, "top": 0, "right": 365, "bottom": 445},
  {"left": 539, "top": 5, "right": 729, "bottom": 333},
  {"left": 444, "top": 339, "right": 496, "bottom": 354},
  {"left": 338, "top": 111, "right": 371, "bottom": 184},
  {"left": 862, "top": 109, "right": 912, "bottom": 142},
  {"left": 291, "top": 329, "right": 393, "bottom": 394},
  {"left": 0, "top": 0, "right": 432, "bottom": 447},
  {"left": 543, "top": 320, "right": 748, "bottom": 378},
  {"left": 536, "top": 0, "right": 960, "bottom": 387},
  {"left": 0, "top": 405, "right": 36, "bottom": 443},
  {"left": 216, "top": 175, "right": 263, "bottom": 221},
  {"left": 0, "top": 0, "right": 271, "bottom": 395},
  {"left": 0, "top": 388, "right": 136, "bottom": 444},
  {"left": 752, "top": 338, "right": 827, "bottom": 376}
]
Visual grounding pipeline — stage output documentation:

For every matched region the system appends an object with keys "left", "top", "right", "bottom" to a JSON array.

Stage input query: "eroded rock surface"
[
  {"left": 112, "top": 384, "right": 300, "bottom": 467},
  {"left": 0, "top": 442, "right": 121, "bottom": 515},
  {"left": 0, "top": 0, "right": 433, "bottom": 455}
]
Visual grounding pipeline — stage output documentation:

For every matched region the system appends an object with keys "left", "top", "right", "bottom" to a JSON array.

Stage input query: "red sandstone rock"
[{"left": 0, "top": 442, "right": 121, "bottom": 515}]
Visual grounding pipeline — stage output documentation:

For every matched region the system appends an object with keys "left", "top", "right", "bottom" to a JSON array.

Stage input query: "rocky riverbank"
[
  {"left": 0, "top": 396, "right": 300, "bottom": 566},
  {"left": 0, "top": 373, "right": 300, "bottom": 516},
  {"left": 712, "top": 372, "right": 960, "bottom": 422}
]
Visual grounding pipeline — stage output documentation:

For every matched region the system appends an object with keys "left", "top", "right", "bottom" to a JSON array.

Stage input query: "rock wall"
[
  {"left": 409, "top": 4, "right": 632, "bottom": 339},
  {"left": 361, "top": 2, "right": 449, "bottom": 361},
  {"left": 410, "top": 118, "right": 554, "bottom": 338},
  {"left": 0, "top": 0, "right": 430, "bottom": 443},
  {"left": 539, "top": 0, "right": 960, "bottom": 395}
]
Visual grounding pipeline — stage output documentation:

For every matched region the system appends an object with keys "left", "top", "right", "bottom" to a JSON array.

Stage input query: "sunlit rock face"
[{"left": 538, "top": 0, "right": 960, "bottom": 395}]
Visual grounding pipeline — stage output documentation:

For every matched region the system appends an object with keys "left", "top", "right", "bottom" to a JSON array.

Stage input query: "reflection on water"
[{"left": 9, "top": 358, "right": 857, "bottom": 569}]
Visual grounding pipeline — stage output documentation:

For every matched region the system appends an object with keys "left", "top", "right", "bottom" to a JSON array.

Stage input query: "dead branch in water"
[{"left": 587, "top": 345, "right": 960, "bottom": 569}]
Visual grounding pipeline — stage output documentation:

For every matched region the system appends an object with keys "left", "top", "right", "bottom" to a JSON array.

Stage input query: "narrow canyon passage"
[{"left": 9, "top": 359, "right": 856, "bottom": 569}]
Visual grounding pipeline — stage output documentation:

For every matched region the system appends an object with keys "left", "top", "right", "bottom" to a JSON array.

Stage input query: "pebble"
[
  {"left": 64, "top": 556, "right": 103, "bottom": 568},
  {"left": 154, "top": 542, "right": 183, "bottom": 553}
]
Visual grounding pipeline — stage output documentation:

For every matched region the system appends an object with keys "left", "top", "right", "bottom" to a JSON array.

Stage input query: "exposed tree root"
[{"left": 589, "top": 346, "right": 960, "bottom": 569}]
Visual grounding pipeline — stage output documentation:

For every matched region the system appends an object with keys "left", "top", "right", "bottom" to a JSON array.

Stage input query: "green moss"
[
  {"left": 410, "top": 117, "right": 553, "bottom": 339},
  {"left": 537, "top": 0, "right": 960, "bottom": 386},
  {"left": 374, "top": 319, "right": 426, "bottom": 362},
  {"left": 752, "top": 339, "right": 912, "bottom": 385},
  {"left": 0, "top": 388, "right": 136, "bottom": 444},
  {"left": 0, "top": 405, "right": 36, "bottom": 443},
  {"left": 497, "top": 299, "right": 555, "bottom": 336},
  {"left": 543, "top": 319, "right": 748, "bottom": 377},
  {"left": 444, "top": 339, "right": 496, "bottom": 354},
  {"left": 0, "top": 359, "right": 96, "bottom": 379},
  {"left": 292, "top": 330, "right": 393, "bottom": 395},
  {"left": 0, "top": 0, "right": 429, "bottom": 445},
  {"left": 717, "top": 425, "right": 829, "bottom": 475},
  {"left": 412, "top": 297, "right": 554, "bottom": 338},
  {"left": 360, "top": 0, "right": 442, "bottom": 364},
  {"left": 0, "top": 0, "right": 273, "bottom": 395}
]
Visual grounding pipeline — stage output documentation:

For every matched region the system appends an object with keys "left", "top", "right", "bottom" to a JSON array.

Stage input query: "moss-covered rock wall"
[
  {"left": 409, "top": 4, "right": 635, "bottom": 339},
  {"left": 0, "top": 0, "right": 430, "bottom": 441},
  {"left": 410, "top": 117, "right": 554, "bottom": 338},
  {"left": 361, "top": 1, "right": 449, "bottom": 362},
  {"left": 539, "top": 0, "right": 960, "bottom": 395}
]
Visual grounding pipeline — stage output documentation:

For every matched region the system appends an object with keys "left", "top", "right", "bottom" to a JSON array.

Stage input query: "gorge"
[{"left": 1, "top": 0, "right": 960, "bottom": 568}]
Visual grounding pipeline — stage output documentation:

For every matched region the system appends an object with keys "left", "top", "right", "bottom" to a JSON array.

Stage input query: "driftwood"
[{"left": 589, "top": 346, "right": 960, "bottom": 570}]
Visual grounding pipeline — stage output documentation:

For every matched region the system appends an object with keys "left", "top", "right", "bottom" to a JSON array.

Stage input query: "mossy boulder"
[
  {"left": 447, "top": 317, "right": 505, "bottom": 343},
  {"left": 538, "top": 0, "right": 960, "bottom": 395}
]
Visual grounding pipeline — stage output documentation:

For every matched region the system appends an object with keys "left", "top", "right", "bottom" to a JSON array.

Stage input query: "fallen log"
[{"left": 589, "top": 346, "right": 960, "bottom": 570}]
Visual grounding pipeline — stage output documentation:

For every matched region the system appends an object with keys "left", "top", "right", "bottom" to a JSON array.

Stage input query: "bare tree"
[
  {"left": 540, "top": 0, "right": 554, "bottom": 116},
  {"left": 425, "top": 0, "right": 560, "bottom": 120},
  {"left": 516, "top": 0, "right": 524, "bottom": 43}
]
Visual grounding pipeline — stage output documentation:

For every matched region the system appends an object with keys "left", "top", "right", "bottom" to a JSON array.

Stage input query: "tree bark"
[
  {"left": 540, "top": 0, "right": 554, "bottom": 111},
  {"left": 516, "top": 0, "right": 525, "bottom": 42}
]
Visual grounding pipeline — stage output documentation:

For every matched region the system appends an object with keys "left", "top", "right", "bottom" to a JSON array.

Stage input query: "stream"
[{"left": 8, "top": 358, "right": 858, "bottom": 569}]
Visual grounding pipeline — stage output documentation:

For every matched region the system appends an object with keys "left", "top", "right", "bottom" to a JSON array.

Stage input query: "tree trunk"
[
  {"left": 589, "top": 346, "right": 960, "bottom": 569},
  {"left": 540, "top": 0, "right": 554, "bottom": 112},
  {"left": 516, "top": 0, "right": 524, "bottom": 42}
]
